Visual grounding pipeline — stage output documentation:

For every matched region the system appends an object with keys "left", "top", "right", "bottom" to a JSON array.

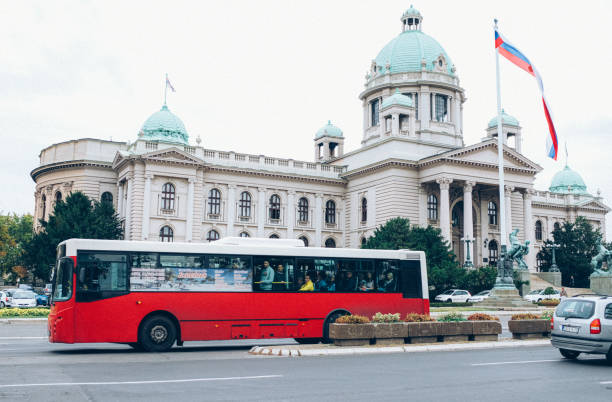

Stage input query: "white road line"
[
  {"left": 0, "top": 374, "right": 283, "bottom": 388},
  {"left": 472, "top": 359, "right": 558, "bottom": 366},
  {"left": 600, "top": 381, "right": 612, "bottom": 385},
  {"left": 0, "top": 337, "right": 46, "bottom": 340}
]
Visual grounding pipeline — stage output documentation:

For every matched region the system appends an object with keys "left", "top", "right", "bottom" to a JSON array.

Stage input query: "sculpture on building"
[
  {"left": 590, "top": 241, "right": 612, "bottom": 277},
  {"left": 507, "top": 228, "right": 530, "bottom": 270}
]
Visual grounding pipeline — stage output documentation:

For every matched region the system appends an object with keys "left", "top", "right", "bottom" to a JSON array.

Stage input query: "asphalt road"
[{"left": 1, "top": 322, "right": 611, "bottom": 401}]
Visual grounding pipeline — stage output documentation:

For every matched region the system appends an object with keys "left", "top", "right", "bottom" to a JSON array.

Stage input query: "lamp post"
[
  {"left": 547, "top": 244, "right": 561, "bottom": 272},
  {"left": 461, "top": 236, "right": 474, "bottom": 269}
]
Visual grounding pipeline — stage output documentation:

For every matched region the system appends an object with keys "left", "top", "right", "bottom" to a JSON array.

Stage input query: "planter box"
[
  {"left": 373, "top": 323, "right": 406, "bottom": 345},
  {"left": 437, "top": 321, "right": 472, "bottom": 336},
  {"left": 508, "top": 319, "right": 550, "bottom": 340},
  {"left": 406, "top": 322, "right": 441, "bottom": 344},
  {"left": 329, "top": 324, "right": 374, "bottom": 346},
  {"left": 470, "top": 321, "right": 502, "bottom": 341}
]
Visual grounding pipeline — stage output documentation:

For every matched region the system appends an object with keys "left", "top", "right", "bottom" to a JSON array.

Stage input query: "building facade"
[{"left": 31, "top": 7, "right": 609, "bottom": 272}]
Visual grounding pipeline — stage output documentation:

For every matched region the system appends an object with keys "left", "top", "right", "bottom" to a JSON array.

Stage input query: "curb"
[
  {"left": 248, "top": 339, "right": 551, "bottom": 357},
  {"left": 0, "top": 318, "right": 48, "bottom": 324}
]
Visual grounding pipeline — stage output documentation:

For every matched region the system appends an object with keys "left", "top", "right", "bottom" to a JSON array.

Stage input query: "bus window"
[
  {"left": 400, "top": 260, "right": 422, "bottom": 298},
  {"left": 296, "top": 258, "right": 336, "bottom": 292},
  {"left": 77, "top": 252, "right": 128, "bottom": 301},
  {"left": 376, "top": 260, "right": 399, "bottom": 292},
  {"left": 253, "top": 256, "right": 294, "bottom": 291},
  {"left": 52, "top": 258, "right": 73, "bottom": 302},
  {"left": 337, "top": 260, "right": 358, "bottom": 292},
  {"left": 357, "top": 260, "right": 376, "bottom": 292},
  {"left": 160, "top": 254, "right": 204, "bottom": 268}
]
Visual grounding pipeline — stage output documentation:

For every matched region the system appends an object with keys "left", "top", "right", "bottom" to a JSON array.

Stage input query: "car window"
[
  {"left": 556, "top": 299, "right": 595, "bottom": 319},
  {"left": 442, "top": 290, "right": 454, "bottom": 295},
  {"left": 13, "top": 291, "right": 34, "bottom": 299},
  {"left": 605, "top": 304, "right": 612, "bottom": 320}
]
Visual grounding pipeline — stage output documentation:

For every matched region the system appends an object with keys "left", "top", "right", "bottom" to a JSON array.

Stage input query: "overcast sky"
[{"left": 1, "top": 0, "right": 610, "bottom": 238}]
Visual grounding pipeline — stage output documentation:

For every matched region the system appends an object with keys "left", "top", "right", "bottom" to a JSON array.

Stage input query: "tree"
[
  {"left": 0, "top": 214, "right": 33, "bottom": 281},
  {"left": 23, "top": 192, "right": 123, "bottom": 282},
  {"left": 536, "top": 216, "right": 602, "bottom": 288}
]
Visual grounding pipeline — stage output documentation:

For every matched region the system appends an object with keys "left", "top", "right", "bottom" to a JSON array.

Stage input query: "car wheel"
[
  {"left": 537, "top": 298, "right": 542, "bottom": 303},
  {"left": 606, "top": 349, "right": 612, "bottom": 363},
  {"left": 0, "top": 301, "right": 4, "bottom": 308},
  {"left": 446, "top": 299, "right": 452, "bottom": 303},
  {"left": 559, "top": 349, "right": 580, "bottom": 359},
  {"left": 138, "top": 315, "right": 177, "bottom": 352}
]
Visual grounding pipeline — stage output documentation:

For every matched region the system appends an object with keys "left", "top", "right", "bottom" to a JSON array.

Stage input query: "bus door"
[{"left": 50, "top": 257, "right": 76, "bottom": 343}]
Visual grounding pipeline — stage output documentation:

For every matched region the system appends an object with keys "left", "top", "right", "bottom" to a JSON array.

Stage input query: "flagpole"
[
  {"left": 494, "top": 19, "right": 507, "bottom": 253},
  {"left": 164, "top": 73, "right": 168, "bottom": 106}
]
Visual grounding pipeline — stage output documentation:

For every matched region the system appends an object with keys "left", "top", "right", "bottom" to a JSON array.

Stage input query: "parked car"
[
  {"left": 18, "top": 284, "right": 33, "bottom": 291},
  {"left": 524, "top": 287, "right": 561, "bottom": 303},
  {"left": 468, "top": 290, "right": 491, "bottom": 303},
  {"left": 43, "top": 283, "right": 53, "bottom": 297},
  {"left": 8, "top": 290, "right": 37, "bottom": 308},
  {"left": 0, "top": 291, "right": 8, "bottom": 308},
  {"left": 435, "top": 289, "right": 472, "bottom": 303},
  {"left": 35, "top": 292, "right": 49, "bottom": 306},
  {"left": 551, "top": 295, "right": 612, "bottom": 361},
  {"left": 2, "top": 289, "right": 18, "bottom": 307}
]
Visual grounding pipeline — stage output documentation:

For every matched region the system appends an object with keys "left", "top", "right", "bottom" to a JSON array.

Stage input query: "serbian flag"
[
  {"left": 495, "top": 30, "right": 558, "bottom": 160},
  {"left": 165, "top": 74, "right": 175, "bottom": 92}
]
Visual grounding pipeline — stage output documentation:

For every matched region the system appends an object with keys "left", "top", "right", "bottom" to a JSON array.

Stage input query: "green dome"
[
  {"left": 402, "top": 5, "right": 422, "bottom": 18},
  {"left": 315, "top": 120, "right": 343, "bottom": 139},
  {"left": 549, "top": 165, "right": 589, "bottom": 195},
  {"left": 382, "top": 89, "right": 414, "bottom": 109},
  {"left": 488, "top": 109, "right": 520, "bottom": 128},
  {"left": 139, "top": 104, "right": 189, "bottom": 145},
  {"left": 374, "top": 29, "right": 454, "bottom": 76}
]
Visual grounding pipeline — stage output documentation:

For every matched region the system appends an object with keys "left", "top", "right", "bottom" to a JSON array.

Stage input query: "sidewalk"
[{"left": 249, "top": 338, "right": 551, "bottom": 357}]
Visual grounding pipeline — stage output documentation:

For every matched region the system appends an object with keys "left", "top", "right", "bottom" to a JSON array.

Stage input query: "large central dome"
[{"left": 139, "top": 104, "right": 189, "bottom": 145}]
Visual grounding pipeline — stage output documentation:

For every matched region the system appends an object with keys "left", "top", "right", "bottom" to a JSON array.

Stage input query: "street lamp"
[
  {"left": 461, "top": 236, "right": 474, "bottom": 269},
  {"left": 546, "top": 243, "right": 561, "bottom": 272}
]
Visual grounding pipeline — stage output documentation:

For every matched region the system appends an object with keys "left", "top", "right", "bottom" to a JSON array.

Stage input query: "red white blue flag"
[
  {"left": 166, "top": 75, "right": 175, "bottom": 92},
  {"left": 495, "top": 30, "right": 558, "bottom": 160}
]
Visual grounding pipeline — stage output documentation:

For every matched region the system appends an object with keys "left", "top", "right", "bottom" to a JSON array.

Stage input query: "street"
[{"left": 0, "top": 322, "right": 611, "bottom": 401}]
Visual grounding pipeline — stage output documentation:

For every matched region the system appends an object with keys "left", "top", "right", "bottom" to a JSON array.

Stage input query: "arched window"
[
  {"left": 361, "top": 198, "right": 367, "bottom": 222},
  {"left": 55, "top": 191, "right": 62, "bottom": 203},
  {"left": 488, "top": 240, "right": 499, "bottom": 265},
  {"left": 488, "top": 201, "right": 497, "bottom": 225},
  {"left": 325, "top": 200, "right": 336, "bottom": 224},
  {"left": 41, "top": 194, "right": 46, "bottom": 218},
  {"left": 427, "top": 194, "right": 438, "bottom": 221},
  {"left": 101, "top": 192, "right": 113, "bottom": 204},
  {"left": 325, "top": 238, "right": 336, "bottom": 248},
  {"left": 361, "top": 237, "right": 367, "bottom": 247},
  {"left": 161, "top": 183, "right": 175, "bottom": 210},
  {"left": 299, "top": 236, "right": 309, "bottom": 247},
  {"left": 553, "top": 222, "right": 561, "bottom": 231},
  {"left": 269, "top": 234, "right": 279, "bottom": 239},
  {"left": 239, "top": 191, "right": 251, "bottom": 217},
  {"left": 535, "top": 220, "right": 543, "bottom": 241},
  {"left": 298, "top": 197, "right": 309, "bottom": 222},
  {"left": 269, "top": 194, "right": 281, "bottom": 220},
  {"left": 208, "top": 188, "right": 221, "bottom": 215},
  {"left": 160, "top": 226, "right": 173, "bottom": 242},
  {"left": 239, "top": 231, "right": 250, "bottom": 238},
  {"left": 206, "top": 230, "right": 220, "bottom": 242}
]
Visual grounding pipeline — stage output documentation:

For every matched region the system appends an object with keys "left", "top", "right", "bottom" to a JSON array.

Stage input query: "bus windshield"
[{"left": 52, "top": 258, "right": 73, "bottom": 302}]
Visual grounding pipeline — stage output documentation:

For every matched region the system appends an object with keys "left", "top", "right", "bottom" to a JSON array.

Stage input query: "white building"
[{"left": 31, "top": 7, "right": 609, "bottom": 272}]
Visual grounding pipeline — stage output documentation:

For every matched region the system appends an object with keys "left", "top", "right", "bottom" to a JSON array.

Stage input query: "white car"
[
  {"left": 0, "top": 291, "right": 9, "bottom": 308},
  {"left": 435, "top": 289, "right": 472, "bottom": 303},
  {"left": 467, "top": 290, "right": 491, "bottom": 303},
  {"left": 524, "top": 288, "right": 561, "bottom": 303},
  {"left": 8, "top": 291, "right": 37, "bottom": 308}
]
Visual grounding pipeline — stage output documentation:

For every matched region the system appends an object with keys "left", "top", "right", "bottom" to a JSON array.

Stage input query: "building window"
[
  {"left": 553, "top": 222, "right": 561, "bottom": 231},
  {"left": 269, "top": 194, "right": 281, "bottom": 220},
  {"left": 325, "top": 200, "right": 336, "bottom": 224},
  {"left": 427, "top": 194, "right": 438, "bottom": 220},
  {"left": 298, "top": 197, "right": 309, "bottom": 222},
  {"left": 269, "top": 234, "right": 279, "bottom": 239},
  {"left": 535, "top": 220, "right": 543, "bottom": 241},
  {"left": 206, "top": 230, "right": 220, "bottom": 242},
  {"left": 41, "top": 194, "right": 46, "bottom": 218},
  {"left": 435, "top": 94, "right": 448, "bottom": 122},
  {"left": 325, "top": 238, "right": 336, "bottom": 248},
  {"left": 489, "top": 240, "right": 499, "bottom": 265},
  {"left": 361, "top": 198, "right": 367, "bottom": 222},
  {"left": 370, "top": 98, "right": 380, "bottom": 126},
  {"left": 239, "top": 191, "right": 251, "bottom": 217},
  {"left": 55, "top": 191, "right": 62, "bottom": 203},
  {"left": 361, "top": 237, "right": 367, "bottom": 247},
  {"left": 208, "top": 188, "right": 221, "bottom": 215},
  {"left": 239, "top": 232, "right": 250, "bottom": 238},
  {"left": 403, "top": 93, "right": 418, "bottom": 119},
  {"left": 385, "top": 117, "right": 391, "bottom": 132},
  {"left": 161, "top": 183, "right": 175, "bottom": 210},
  {"left": 101, "top": 192, "right": 113, "bottom": 204},
  {"left": 160, "top": 226, "right": 173, "bottom": 242},
  {"left": 299, "top": 236, "right": 309, "bottom": 247},
  {"left": 488, "top": 201, "right": 497, "bottom": 225}
]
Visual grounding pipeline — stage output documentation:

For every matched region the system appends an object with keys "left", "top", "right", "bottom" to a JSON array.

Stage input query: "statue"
[
  {"left": 507, "top": 228, "right": 530, "bottom": 270},
  {"left": 590, "top": 241, "right": 612, "bottom": 277}
]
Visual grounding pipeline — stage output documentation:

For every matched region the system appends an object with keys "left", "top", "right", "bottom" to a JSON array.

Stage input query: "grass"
[
  {"left": 430, "top": 307, "right": 494, "bottom": 312},
  {"left": 0, "top": 307, "right": 50, "bottom": 318}
]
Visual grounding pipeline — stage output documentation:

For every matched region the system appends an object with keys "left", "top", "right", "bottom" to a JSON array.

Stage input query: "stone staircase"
[{"left": 529, "top": 273, "right": 592, "bottom": 296}]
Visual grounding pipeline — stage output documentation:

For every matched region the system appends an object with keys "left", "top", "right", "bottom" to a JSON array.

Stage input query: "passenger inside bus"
[
  {"left": 259, "top": 260, "right": 274, "bottom": 291},
  {"left": 315, "top": 271, "right": 328, "bottom": 291},
  {"left": 299, "top": 274, "right": 314, "bottom": 291},
  {"left": 381, "top": 272, "right": 397, "bottom": 292},
  {"left": 274, "top": 264, "right": 287, "bottom": 290}
]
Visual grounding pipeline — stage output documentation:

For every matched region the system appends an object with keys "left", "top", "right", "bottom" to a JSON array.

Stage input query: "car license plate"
[{"left": 562, "top": 325, "right": 579, "bottom": 333}]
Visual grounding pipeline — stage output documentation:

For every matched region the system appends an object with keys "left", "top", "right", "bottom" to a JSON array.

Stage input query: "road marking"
[
  {"left": 0, "top": 374, "right": 283, "bottom": 388},
  {"left": 472, "top": 359, "right": 558, "bottom": 366},
  {"left": 0, "top": 337, "right": 46, "bottom": 340},
  {"left": 600, "top": 381, "right": 612, "bottom": 385}
]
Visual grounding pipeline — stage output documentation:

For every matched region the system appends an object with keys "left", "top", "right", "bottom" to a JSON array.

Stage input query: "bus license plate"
[{"left": 562, "top": 325, "right": 579, "bottom": 333}]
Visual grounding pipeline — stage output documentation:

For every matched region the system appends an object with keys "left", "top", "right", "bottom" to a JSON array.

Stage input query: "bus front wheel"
[{"left": 139, "top": 315, "right": 177, "bottom": 352}]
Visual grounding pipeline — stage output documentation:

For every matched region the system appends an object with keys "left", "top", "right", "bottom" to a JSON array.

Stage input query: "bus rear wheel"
[
  {"left": 139, "top": 315, "right": 177, "bottom": 352},
  {"left": 294, "top": 338, "right": 320, "bottom": 344},
  {"left": 322, "top": 311, "right": 348, "bottom": 344}
]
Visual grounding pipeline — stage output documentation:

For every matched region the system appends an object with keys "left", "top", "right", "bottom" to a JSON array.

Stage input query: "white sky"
[{"left": 1, "top": 0, "right": 611, "bottom": 238}]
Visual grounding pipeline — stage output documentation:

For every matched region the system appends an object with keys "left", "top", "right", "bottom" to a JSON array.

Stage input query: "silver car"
[{"left": 551, "top": 295, "right": 612, "bottom": 361}]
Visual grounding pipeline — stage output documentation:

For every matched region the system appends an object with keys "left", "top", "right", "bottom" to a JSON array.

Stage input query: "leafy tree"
[
  {"left": 536, "top": 216, "right": 602, "bottom": 288},
  {"left": 23, "top": 192, "right": 123, "bottom": 282},
  {"left": 0, "top": 214, "right": 33, "bottom": 281}
]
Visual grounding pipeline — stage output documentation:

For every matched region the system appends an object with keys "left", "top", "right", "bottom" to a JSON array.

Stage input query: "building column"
[
  {"left": 463, "top": 181, "right": 475, "bottom": 264},
  {"left": 480, "top": 196, "right": 489, "bottom": 265},
  {"left": 453, "top": 93, "right": 461, "bottom": 133},
  {"left": 420, "top": 87, "right": 430, "bottom": 130},
  {"left": 505, "top": 186, "right": 514, "bottom": 242},
  {"left": 226, "top": 185, "right": 236, "bottom": 237},
  {"left": 186, "top": 177, "right": 195, "bottom": 242},
  {"left": 418, "top": 184, "right": 428, "bottom": 227},
  {"left": 315, "top": 193, "right": 323, "bottom": 247},
  {"left": 125, "top": 177, "right": 132, "bottom": 240},
  {"left": 430, "top": 92, "right": 436, "bottom": 122},
  {"left": 350, "top": 192, "right": 359, "bottom": 247},
  {"left": 257, "top": 187, "right": 266, "bottom": 237},
  {"left": 141, "top": 174, "right": 152, "bottom": 240},
  {"left": 287, "top": 190, "right": 295, "bottom": 238},
  {"left": 367, "top": 187, "right": 376, "bottom": 227},
  {"left": 436, "top": 178, "right": 453, "bottom": 246},
  {"left": 117, "top": 182, "right": 124, "bottom": 218},
  {"left": 391, "top": 113, "right": 400, "bottom": 136},
  {"left": 523, "top": 189, "right": 536, "bottom": 271}
]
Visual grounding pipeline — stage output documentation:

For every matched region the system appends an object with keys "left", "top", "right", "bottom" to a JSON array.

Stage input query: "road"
[{"left": 0, "top": 322, "right": 611, "bottom": 401}]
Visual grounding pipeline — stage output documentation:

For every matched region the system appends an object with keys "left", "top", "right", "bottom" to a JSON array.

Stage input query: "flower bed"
[
  {"left": 0, "top": 308, "right": 49, "bottom": 318},
  {"left": 508, "top": 313, "right": 551, "bottom": 339}
]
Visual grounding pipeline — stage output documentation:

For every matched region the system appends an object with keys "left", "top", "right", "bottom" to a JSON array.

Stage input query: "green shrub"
[
  {"left": 404, "top": 313, "right": 435, "bottom": 322},
  {"left": 467, "top": 313, "right": 499, "bottom": 321},
  {"left": 335, "top": 315, "right": 370, "bottom": 324},
  {"left": 543, "top": 287, "right": 557, "bottom": 295},
  {"left": 510, "top": 313, "right": 542, "bottom": 320},
  {"left": 0, "top": 308, "right": 50, "bottom": 318},
  {"left": 437, "top": 312, "right": 466, "bottom": 322},
  {"left": 371, "top": 312, "right": 401, "bottom": 323},
  {"left": 540, "top": 311, "right": 553, "bottom": 321}
]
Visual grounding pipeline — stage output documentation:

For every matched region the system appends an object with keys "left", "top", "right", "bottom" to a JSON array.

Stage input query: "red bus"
[{"left": 49, "top": 237, "right": 428, "bottom": 351}]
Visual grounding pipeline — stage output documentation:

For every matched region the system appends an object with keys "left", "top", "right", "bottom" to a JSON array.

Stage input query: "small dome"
[
  {"left": 488, "top": 109, "right": 520, "bottom": 128},
  {"left": 549, "top": 165, "right": 589, "bottom": 195},
  {"left": 139, "top": 104, "right": 189, "bottom": 145},
  {"left": 315, "top": 120, "right": 343, "bottom": 139},
  {"left": 402, "top": 5, "right": 422, "bottom": 18},
  {"left": 382, "top": 89, "right": 414, "bottom": 109}
]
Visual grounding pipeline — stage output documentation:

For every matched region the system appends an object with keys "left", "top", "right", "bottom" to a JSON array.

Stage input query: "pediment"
[
  {"left": 142, "top": 148, "right": 203, "bottom": 165},
  {"left": 576, "top": 199, "right": 611, "bottom": 212}
]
